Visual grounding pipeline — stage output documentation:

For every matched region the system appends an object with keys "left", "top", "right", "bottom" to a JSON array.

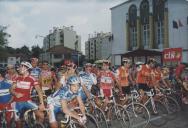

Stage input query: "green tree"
[
  {"left": 20, "top": 45, "right": 31, "bottom": 57},
  {"left": 31, "top": 45, "right": 43, "bottom": 58},
  {"left": 0, "top": 25, "right": 11, "bottom": 47}
]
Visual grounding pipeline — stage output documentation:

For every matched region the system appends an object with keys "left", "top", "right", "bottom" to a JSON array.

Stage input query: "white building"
[
  {"left": 42, "top": 26, "right": 81, "bottom": 63},
  {"left": 110, "top": 0, "right": 188, "bottom": 65},
  {"left": 85, "top": 32, "right": 113, "bottom": 61}
]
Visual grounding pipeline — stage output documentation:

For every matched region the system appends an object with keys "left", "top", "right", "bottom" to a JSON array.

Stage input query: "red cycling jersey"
[
  {"left": 14, "top": 75, "right": 38, "bottom": 102},
  {"left": 98, "top": 70, "right": 116, "bottom": 90}
]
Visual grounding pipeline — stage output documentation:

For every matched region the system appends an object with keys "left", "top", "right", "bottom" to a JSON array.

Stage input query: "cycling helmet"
[
  {"left": 21, "top": 61, "right": 33, "bottom": 69},
  {"left": 67, "top": 75, "right": 80, "bottom": 85},
  {"left": 84, "top": 63, "right": 92, "bottom": 67},
  {"left": 102, "top": 59, "right": 111, "bottom": 65},
  {"left": 135, "top": 62, "right": 144, "bottom": 66},
  {"left": 122, "top": 58, "right": 131, "bottom": 64}
]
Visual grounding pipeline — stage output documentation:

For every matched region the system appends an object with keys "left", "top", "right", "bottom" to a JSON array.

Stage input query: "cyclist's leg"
[
  {"left": 26, "top": 101, "right": 44, "bottom": 123},
  {"left": 12, "top": 102, "right": 25, "bottom": 128},
  {"left": 49, "top": 105, "right": 61, "bottom": 128}
]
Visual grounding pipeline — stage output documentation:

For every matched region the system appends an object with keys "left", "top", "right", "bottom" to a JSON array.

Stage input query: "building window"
[
  {"left": 129, "top": 4, "right": 137, "bottom": 50},
  {"left": 130, "top": 27, "right": 137, "bottom": 48},
  {"left": 143, "top": 24, "right": 150, "bottom": 48},
  {"left": 140, "top": 0, "right": 150, "bottom": 48},
  {"left": 155, "top": 21, "right": 164, "bottom": 48}
]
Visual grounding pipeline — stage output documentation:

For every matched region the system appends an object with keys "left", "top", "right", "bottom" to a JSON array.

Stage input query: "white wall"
[
  {"left": 111, "top": 0, "right": 188, "bottom": 64},
  {"left": 168, "top": 0, "right": 188, "bottom": 62}
]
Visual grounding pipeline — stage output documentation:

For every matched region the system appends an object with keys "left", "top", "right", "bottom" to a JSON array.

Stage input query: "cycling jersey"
[
  {"left": 5, "top": 73, "right": 17, "bottom": 84},
  {"left": 99, "top": 70, "right": 116, "bottom": 90},
  {"left": 40, "top": 70, "right": 55, "bottom": 90},
  {"left": 30, "top": 67, "right": 41, "bottom": 80},
  {"left": 47, "top": 85, "right": 82, "bottom": 107},
  {"left": 116, "top": 66, "right": 129, "bottom": 86},
  {"left": 47, "top": 85, "right": 82, "bottom": 123},
  {"left": 13, "top": 75, "right": 38, "bottom": 102},
  {"left": 0, "top": 80, "right": 12, "bottom": 104},
  {"left": 136, "top": 64, "right": 152, "bottom": 84},
  {"left": 79, "top": 71, "right": 97, "bottom": 91}
]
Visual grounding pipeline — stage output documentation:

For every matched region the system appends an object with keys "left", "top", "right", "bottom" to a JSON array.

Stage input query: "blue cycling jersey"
[
  {"left": 47, "top": 85, "right": 82, "bottom": 107},
  {"left": 0, "top": 80, "right": 12, "bottom": 104},
  {"left": 79, "top": 72, "right": 97, "bottom": 91},
  {"left": 30, "top": 67, "right": 41, "bottom": 80}
]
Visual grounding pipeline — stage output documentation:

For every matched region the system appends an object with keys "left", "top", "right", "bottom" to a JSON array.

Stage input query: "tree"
[
  {"left": 0, "top": 25, "right": 11, "bottom": 47},
  {"left": 31, "top": 45, "right": 43, "bottom": 58},
  {"left": 20, "top": 45, "right": 31, "bottom": 56}
]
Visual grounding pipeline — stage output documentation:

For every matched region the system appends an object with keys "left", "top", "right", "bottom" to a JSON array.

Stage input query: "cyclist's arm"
[
  {"left": 35, "top": 84, "right": 44, "bottom": 105},
  {"left": 9, "top": 82, "right": 17, "bottom": 96},
  {"left": 77, "top": 96, "right": 86, "bottom": 116},
  {"left": 81, "top": 84, "right": 91, "bottom": 99},
  {"left": 61, "top": 99, "right": 80, "bottom": 120}
]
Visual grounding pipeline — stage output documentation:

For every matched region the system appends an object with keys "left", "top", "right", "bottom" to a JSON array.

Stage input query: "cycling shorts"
[
  {"left": 100, "top": 88, "right": 112, "bottom": 97},
  {"left": 12, "top": 101, "right": 38, "bottom": 121}
]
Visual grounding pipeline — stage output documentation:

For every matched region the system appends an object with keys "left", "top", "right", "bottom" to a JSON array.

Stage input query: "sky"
[{"left": 0, "top": 0, "right": 126, "bottom": 53}]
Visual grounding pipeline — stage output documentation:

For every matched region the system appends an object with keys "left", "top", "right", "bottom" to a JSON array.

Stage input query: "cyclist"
[
  {"left": 136, "top": 58, "right": 156, "bottom": 103},
  {"left": 97, "top": 60, "right": 116, "bottom": 123},
  {"left": 10, "top": 61, "right": 45, "bottom": 128},
  {"left": 0, "top": 69, "right": 13, "bottom": 127},
  {"left": 5, "top": 64, "right": 18, "bottom": 84},
  {"left": 116, "top": 58, "right": 133, "bottom": 101},
  {"left": 30, "top": 57, "right": 41, "bottom": 81},
  {"left": 79, "top": 63, "right": 97, "bottom": 102},
  {"left": 47, "top": 75, "right": 86, "bottom": 128},
  {"left": 56, "top": 65, "right": 68, "bottom": 89},
  {"left": 39, "top": 60, "right": 57, "bottom": 96},
  {"left": 30, "top": 57, "right": 41, "bottom": 96},
  {"left": 64, "top": 60, "right": 77, "bottom": 77}
]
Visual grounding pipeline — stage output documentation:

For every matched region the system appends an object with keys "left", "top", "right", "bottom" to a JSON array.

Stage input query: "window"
[
  {"left": 129, "top": 4, "right": 137, "bottom": 49},
  {"left": 155, "top": 21, "right": 164, "bottom": 48},
  {"left": 143, "top": 24, "right": 150, "bottom": 48},
  {"left": 130, "top": 27, "right": 137, "bottom": 48}
]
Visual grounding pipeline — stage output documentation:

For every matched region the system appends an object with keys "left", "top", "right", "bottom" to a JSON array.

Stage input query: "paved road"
[{"left": 108, "top": 105, "right": 188, "bottom": 128}]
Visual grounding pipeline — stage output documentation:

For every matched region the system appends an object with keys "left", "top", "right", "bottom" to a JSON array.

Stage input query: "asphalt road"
[{"left": 108, "top": 105, "right": 188, "bottom": 128}]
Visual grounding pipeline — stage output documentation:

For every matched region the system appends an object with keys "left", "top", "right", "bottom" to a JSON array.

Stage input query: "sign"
[{"left": 163, "top": 48, "right": 182, "bottom": 62}]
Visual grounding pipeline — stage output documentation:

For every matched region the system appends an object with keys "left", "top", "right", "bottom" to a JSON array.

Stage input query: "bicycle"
[
  {"left": 124, "top": 88, "right": 150, "bottom": 128},
  {"left": 0, "top": 108, "right": 16, "bottom": 128},
  {"left": 143, "top": 89, "right": 169, "bottom": 127},
  {"left": 23, "top": 108, "right": 45, "bottom": 128},
  {"left": 158, "top": 87, "right": 181, "bottom": 120},
  {"left": 85, "top": 97, "right": 108, "bottom": 128},
  {"left": 97, "top": 90, "right": 130, "bottom": 128}
]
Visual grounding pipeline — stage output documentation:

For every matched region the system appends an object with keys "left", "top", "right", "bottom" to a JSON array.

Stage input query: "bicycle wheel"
[
  {"left": 110, "top": 104, "right": 130, "bottom": 128},
  {"left": 125, "top": 103, "right": 150, "bottom": 128},
  {"left": 85, "top": 113, "right": 99, "bottom": 128},
  {"left": 92, "top": 107, "right": 108, "bottom": 128},
  {"left": 67, "top": 120, "right": 87, "bottom": 128},
  {"left": 34, "top": 122, "right": 45, "bottom": 128},
  {"left": 146, "top": 100, "right": 168, "bottom": 127},
  {"left": 160, "top": 96, "right": 180, "bottom": 120}
]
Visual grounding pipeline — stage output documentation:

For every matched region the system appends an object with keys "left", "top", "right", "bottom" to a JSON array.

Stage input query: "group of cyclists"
[{"left": 0, "top": 56, "right": 188, "bottom": 128}]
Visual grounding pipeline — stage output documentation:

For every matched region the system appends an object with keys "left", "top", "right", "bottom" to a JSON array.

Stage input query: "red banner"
[{"left": 163, "top": 48, "right": 182, "bottom": 62}]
